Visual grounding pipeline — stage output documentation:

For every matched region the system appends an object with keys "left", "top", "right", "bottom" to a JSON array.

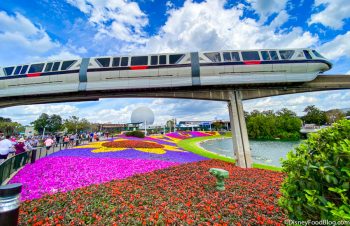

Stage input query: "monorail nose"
[{"left": 322, "top": 60, "right": 333, "bottom": 71}]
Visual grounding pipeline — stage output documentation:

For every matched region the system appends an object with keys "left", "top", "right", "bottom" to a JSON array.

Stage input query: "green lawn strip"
[
  {"left": 177, "top": 135, "right": 235, "bottom": 163},
  {"left": 252, "top": 163, "right": 282, "bottom": 172},
  {"left": 178, "top": 135, "right": 282, "bottom": 172}
]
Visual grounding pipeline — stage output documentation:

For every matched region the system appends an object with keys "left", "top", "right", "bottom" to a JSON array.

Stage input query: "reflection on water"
[{"left": 200, "top": 138, "right": 301, "bottom": 167}]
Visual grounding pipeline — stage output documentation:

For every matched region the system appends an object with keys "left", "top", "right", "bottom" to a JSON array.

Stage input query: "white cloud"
[
  {"left": 66, "top": 0, "right": 148, "bottom": 43},
  {"left": 309, "top": 0, "right": 350, "bottom": 29},
  {"left": 246, "top": 0, "right": 288, "bottom": 23},
  {"left": 137, "top": 0, "right": 317, "bottom": 54},
  {"left": 347, "top": 70, "right": 350, "bottom": 74},
  {"left": 286, "top": 96, "right": 318, "bottom": 105},
  {"left": 269, "top": 10, "right": 289, "bottom": 29},
  {"left": 0, "top": 11, "right": 59, "bottom": 65},
  {"left": 0, "top": 104, "right": 79, "bottom": 125},
  {"left": 319, "top": 31, "right": 350, "bottom": 60}
]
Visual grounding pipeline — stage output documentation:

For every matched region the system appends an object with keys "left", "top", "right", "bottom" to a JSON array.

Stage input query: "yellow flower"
[{"left": 73, "top": 139, "right": 186, "bottom": 155}]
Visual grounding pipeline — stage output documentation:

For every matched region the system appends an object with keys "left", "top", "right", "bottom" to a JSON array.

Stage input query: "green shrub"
[
  {"left": 279, "top": 119, "right": 350, "bottom": 220},
  {"left": 125, "top": 131, "right": 145, "bottom": 138}
]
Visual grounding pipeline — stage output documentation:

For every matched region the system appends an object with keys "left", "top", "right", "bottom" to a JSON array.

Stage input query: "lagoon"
[{"left": 200, "top": 138, "right": 301, "bottom": 167}]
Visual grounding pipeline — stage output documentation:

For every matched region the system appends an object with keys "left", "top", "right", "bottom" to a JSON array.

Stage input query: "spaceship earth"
[{"left": 130, "top": 106, "right": 155, "bottom": 125}]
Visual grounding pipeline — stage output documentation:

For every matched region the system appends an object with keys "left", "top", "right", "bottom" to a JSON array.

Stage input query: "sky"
[{"left": 0, "top": 0, "right": 350, "bottom": 125}]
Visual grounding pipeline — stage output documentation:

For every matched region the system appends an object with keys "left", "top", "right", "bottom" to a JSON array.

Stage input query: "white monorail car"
[{"left": 0, "top": 49, "right": 332, "bottom": 97}]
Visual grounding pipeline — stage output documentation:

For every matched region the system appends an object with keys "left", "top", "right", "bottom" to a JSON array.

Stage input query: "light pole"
[
  {"left": 42, "top": 126, "right": 46, "bottom": 139},
  {"left": 144, "top": 120, "right": 147, "bottom": 136}
]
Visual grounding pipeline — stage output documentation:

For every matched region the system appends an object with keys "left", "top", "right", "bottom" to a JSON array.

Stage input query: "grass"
[
  {"left": 177, "top": 135, "right": 282, "bottom": 172},
  {"left": 177, "top": 135, "right": 236, "bottom": 163}
]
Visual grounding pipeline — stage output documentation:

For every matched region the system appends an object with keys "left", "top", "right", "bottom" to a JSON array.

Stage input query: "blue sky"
[{"left": 0, "top": 0, "right": 350, "bottom": 125}]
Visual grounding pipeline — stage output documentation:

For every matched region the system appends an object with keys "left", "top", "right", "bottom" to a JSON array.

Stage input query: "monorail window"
[
  {"left": 121, "top": 57, "right": 128, "bottom": 66},
  {"left": 204, "top": 52, "right": 221, "bottom": 62},
  {"left": 14, "top": 66, "right": 22, "bottom": 75},
  {"left": 159, "top": 55, "right": 166, "bottom": 65},
  {"left": 44, "top": 63, "right": 53, "bottom": 72},
  {"left": 231, "top": 52, "right": 240, "bottom": 61},
  {"left": 20, "top": 65, "right": 28, "bottom": 74},
  {"left": 279, "top": 50, "right": 295, "bottom": 60},
  {"left": 269, "top": 51, "right": 279, "bottom": 60},
  {"left": 112, "top": 57, "right": 120, "bottom": 67},
  {"left": 169, "top": 54, "right": 184, "bottom": 64},
  {"left": 303, "top": 50, "right": 312, "bottom": 59},
  {"left": 151, "top": 56, "right": 158, "bottom": 65},
  {"left": 223, "top": 52, "right": 231, "bottom": 62},
  {"left": 61, "top": 60, "right": 76, "bottom": 70},
  {"left": 261, "top": 51, "right": 270, "bottom": 60},
  {"left": 241, "top": 51, "right": 260, "bottom": 61},
  {"left": 96, "top": 58, "right": 110, "bottom": 67},
  {"left": 28, "top": 63, "right": 44, "bottom": 73},
  {"left": 312, "top": 50, "right": 325, "bottom": 58},
  {"left": 131, "top": 56, "right": 148, "bottom": 66},
  {"left": 4, "top": 67, "right": 14, "bottom": 76},
  {"left": 52, "top": 62, "right": 61, "bottom": 71}
]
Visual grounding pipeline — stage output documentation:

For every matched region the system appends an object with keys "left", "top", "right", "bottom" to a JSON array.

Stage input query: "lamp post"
[
  {"left": 144, "top": 120, "right": 147, "bottom": 136},
  {"left": 42, "top": 126, "right": 46, "bottom": 139},
  {"left": 0, "top": 183, "right": 22, "bottom": 226}
]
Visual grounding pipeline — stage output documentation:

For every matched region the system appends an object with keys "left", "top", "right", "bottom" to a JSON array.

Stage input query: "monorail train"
[{"left": 0, "top": 48, "right": 332, "bottom": 98}]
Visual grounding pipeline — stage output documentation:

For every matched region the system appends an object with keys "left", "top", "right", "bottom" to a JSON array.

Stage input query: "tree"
[
  {"left": 302, "top": 105, "right": 327, "bottom": 125},
  {"left": 32, "top": 113, "right": 49, "bottom": 134},
  {"left": 326, "top": 109, "right": 345, "bottom": 124},
  {"left": 346, "top": 111, "right": 350, "bottom": 116},
  {"left": 245, "top": 108, "right": 301, "bottom": 140},
  {"left": 31, "top": 113, "right": 62, "bottom": 134},
  {"left": 0, "top": 117, "right": 23, "bottom": 135},
  {"left": 212, "top": 121, "right": 224, "bottom": 131},
  {"left": 63, "top": 116, "right": 91, "bottom": 133}
]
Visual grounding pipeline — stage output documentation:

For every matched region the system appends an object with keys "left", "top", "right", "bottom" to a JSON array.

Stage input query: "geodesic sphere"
[{"left": 131, "top": 106, "right": 155, "bottom": 125}]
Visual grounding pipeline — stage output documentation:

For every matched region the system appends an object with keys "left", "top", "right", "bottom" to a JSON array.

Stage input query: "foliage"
[
  {"left": 18, "top": 159, "right": 286, "bottom": 225},
  {"left": 245, "top": 108, "right": 302, "bottom": 140},
  {"left": 31, "top": 113, "right": 62, "bottom": 133},
  {"left": 325, "top": 109, "right": 345, "bottom": 124},
  {"left": 279, "top": 119, "right": 350, "bottom": 220},
  {"left": 212, "top": 121, "right": 224, "bottom": 130},
  {"left": 125, "top": 130, "right": 145, "bottom": 138},
  {"left": 63, "top": 116, "right": 91, "bottom": 133},
  {"left": 302, "top": 105, "right": 327, "bottom": 125},
  {"left": 0, "top": 117, "right": 23, "bottom": 135}
]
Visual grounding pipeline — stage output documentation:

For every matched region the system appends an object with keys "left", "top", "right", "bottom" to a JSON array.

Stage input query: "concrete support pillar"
[{"left": 228, "top": 91, "right": 252, "bottom": 168}]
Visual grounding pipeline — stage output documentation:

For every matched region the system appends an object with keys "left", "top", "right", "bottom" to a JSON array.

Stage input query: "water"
[{"left": 200, "top": 138, "right": 301, "bottom": 167}]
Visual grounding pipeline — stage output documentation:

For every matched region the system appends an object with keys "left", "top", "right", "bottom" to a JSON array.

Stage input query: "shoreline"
[
  {"left": 196, "top": 137, "right": 234, "bottom": 159},
  {"left": 194, "top": 136, "right": 283, "bottom": 171}
]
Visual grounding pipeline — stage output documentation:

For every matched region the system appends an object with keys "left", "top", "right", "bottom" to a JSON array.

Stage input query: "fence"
[{"left": 0, "top": 137, "right": 105, "bottom": 185}]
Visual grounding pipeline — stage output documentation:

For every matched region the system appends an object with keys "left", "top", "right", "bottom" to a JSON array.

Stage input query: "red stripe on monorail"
[
  {"left": 243, "top": 61, "right": 261, "bottom": 65},
  {"left": 130, "top": 66, "right": 149, "bottom": 70},
  {"left": 26, "top": 73, "right": 42, "bottom": 77}
]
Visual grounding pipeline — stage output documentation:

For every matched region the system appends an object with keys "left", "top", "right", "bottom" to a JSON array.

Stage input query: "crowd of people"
[{"left": 0, "top": 132, "right": 104, "bottom": 164}]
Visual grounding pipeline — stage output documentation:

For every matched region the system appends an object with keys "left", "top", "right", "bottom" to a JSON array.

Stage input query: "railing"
[
  {"left": 0, "top": 151, "right": 33, "bottom": 185},
  {"left": 0, "top": 137, "right": 106, "bottom": 185}
]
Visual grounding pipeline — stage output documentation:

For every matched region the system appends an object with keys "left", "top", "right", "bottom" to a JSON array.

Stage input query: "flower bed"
[
  {"left": 10, "top": 157, "right": 178, "bottom": 201},
  {"left": 10, "top": 134, "right": 210, "bottom": 201},
  {"left": 101, "top": 140, "right": 164, "bottom": 148},
  {"left": 19, "top": 159, "right": 287, "bottom": 225}
]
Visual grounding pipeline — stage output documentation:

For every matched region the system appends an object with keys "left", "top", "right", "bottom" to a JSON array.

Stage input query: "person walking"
[
  {"left": 44, "top": 136, "right": 54, "bottom": 156},
  {"left": 0, "top": 135, "right": 14, "bottom": 164},
  {"left": 63, "top": 136, "right": 69, "bottom": 149},
  {"left": 14, "top": 138, "right": 28, "bottom": 169},
  {"left": 14, "top": 138, "right": 26, "bottom": 155}
]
